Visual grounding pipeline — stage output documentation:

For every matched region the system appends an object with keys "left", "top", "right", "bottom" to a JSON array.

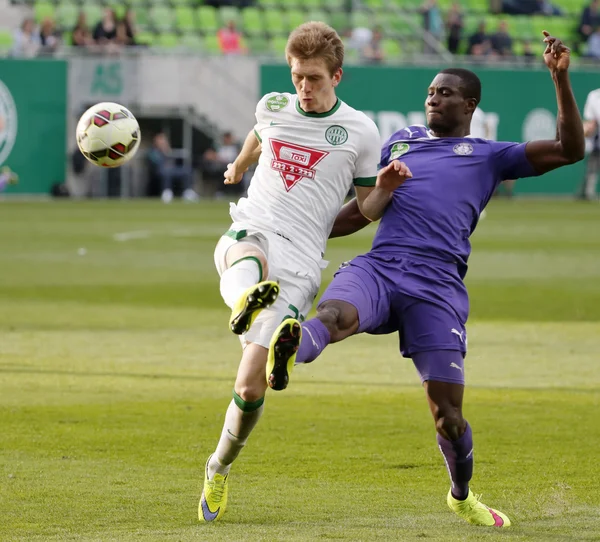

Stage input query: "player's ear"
[
  {"left": 332, "top": 68, "right": 343, "bottom": 87},
  {"left": 465, "top": 98, "right": 477, "bottom": 115}
]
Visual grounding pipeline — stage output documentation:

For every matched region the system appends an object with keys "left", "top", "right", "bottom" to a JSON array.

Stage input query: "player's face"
[
  {"left": 425, "top": 74, "right": 475, "bottom": 135},
  {"left": 290, "top": 57, "right": 342, "bottom": 113}
]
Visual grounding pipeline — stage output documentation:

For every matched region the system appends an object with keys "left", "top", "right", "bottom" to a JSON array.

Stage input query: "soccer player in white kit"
[{"left": 199, "top": 21, "right": 412, "bottom": 522}]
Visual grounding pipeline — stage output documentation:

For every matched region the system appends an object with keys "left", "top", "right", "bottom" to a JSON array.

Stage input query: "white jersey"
[
  {"left": 230, "top": 92, "right": 381, "bottom": 263},
  {"left": 584, "top": 88, "right": 600, "bottom": 152}
]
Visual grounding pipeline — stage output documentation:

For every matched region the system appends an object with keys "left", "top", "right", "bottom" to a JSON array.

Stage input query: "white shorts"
[{"left": 214, "top": 222, "right": 322, "bottom": 349}]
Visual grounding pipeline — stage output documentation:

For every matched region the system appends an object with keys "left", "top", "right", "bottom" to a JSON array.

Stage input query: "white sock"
[
  {"left": 208, "top": 399, "right": 264, "bottom": 478},
  {"left": 220, "top": 259, "right": 261, "bottom": 309}
]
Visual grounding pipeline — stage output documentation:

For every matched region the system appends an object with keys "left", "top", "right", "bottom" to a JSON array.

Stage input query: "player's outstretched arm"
[
  {"left": 329, "top": 198, "right": 371, "bottom": 238},
  {"left": 355, "top": 160, "right": 412, "bottom": 222},
  {"left": 224, "top": 129, "right": 262, "bottom": 185},
  {"left": 524, "top": 31, "right": 585, "bottom": 175}
]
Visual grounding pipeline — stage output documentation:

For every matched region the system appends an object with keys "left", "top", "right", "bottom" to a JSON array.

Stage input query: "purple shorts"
[{"left": 319, "top": 253, "right": 469, "bottom": 384}]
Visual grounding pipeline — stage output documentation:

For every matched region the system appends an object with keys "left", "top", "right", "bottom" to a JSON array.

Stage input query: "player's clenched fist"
[
  {"left": 376, "top": 159, "right": 413, "bottom": 192},
  {"left": 224, "top": 162, "right": 247, "bottom": 185}
]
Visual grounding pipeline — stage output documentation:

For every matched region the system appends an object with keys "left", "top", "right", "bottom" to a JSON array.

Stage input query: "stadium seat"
[
  {"left": 382, "top": 38, "right": 402, "bottom": 58},
  {"left": 257, "top": 0, "right": 280, "bottom": 8},
  {"left": 55, "top": 2, "right": 79, "bottom": 30},
  {"left": 0, "top": 30, "right": 13, "bottom": 51},
  {"left": 389, "top": 13, "right": 419, "bottom": 37},
  {"left": 82, "top": 4, "right": 103, "bottom": 27},
  {"left": 158, "top": 32, "right": 180, "bottom": 48},
  {"left": 300, "top": 0, "right": 322, "bottom": 8},
  {"left": 363, "top": 0, "right": 385, "bottom": 10},
  {"left": 150, "top": 6, "right": 175, "bottom": 32},
  {"left": 264, "top": 9, "right": 286, "bottom": 36},
  {"left": 270, "top": 35, "right": 288, "bottom": 55},
  {"left": 248, "top": 36, "right": 270, "bottom": 55},
  {"left": 329, "top": 11, "right": 349, "bottom": 33},
  {"left": 197, "top": 6, "right": 219, "bottom": 33},
  {"left": 135, "top": 30, "right": 155, "bottom": 46},
  {"left": 175, "top": 6, "right": 197, "bottom": 32},
  {"left": 306, "top": 9, "right": 330, "bottom": 25},
  {"left": 34, "top": 1, "right": 55, "bottom": 23},
  {"left": 390, "top": 0, "right": 421, "bottom": 10},
  {"left": 285, "top": 9, "right": 306, "bottom": 32},
  {"left": 241, "top": 7, "right": 264, "bottom": 36},
  {"left": 203, "top": 34, "right": 221, "bottom": 53},
  {"left": 350, "top": 11, "right": 371, "bottom": 31},
  {"left": 219, "top": 6, "right": 241, "bottom": 27},
  {"left": 181, "top": 32, "right": 204, "bottom": 50}
]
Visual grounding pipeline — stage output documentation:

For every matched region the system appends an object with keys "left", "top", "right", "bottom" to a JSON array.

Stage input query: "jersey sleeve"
[
  {"left": 253, "top": 92, "right": 289, "bottom": 143},
  {"left": 491, "top": 141, "right": 539, "bottom": 181},
  {"left": 353, "top": 119, "right": 380, "bottom": 187}
]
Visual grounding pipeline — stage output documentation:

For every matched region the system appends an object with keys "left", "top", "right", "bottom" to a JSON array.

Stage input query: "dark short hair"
[{"left": 439, "top": 68, "right": 482, "bottom": 105}]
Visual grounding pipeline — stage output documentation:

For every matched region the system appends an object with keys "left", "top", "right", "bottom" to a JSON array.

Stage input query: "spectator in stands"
[
  {"left": 217, "top": 21, "right": 246, "bottom": 55},
  {"left": 93, "top": 8, "right": 118, "bottom": 45},
  {"left": 579, "top": 0, "right": 600, "bottom": 42},
  {"left": 446, "top": 1, "right": 463, "bottom": 54},
  {"left": 148, "top": 132, "right": 198, "bottom": 204},
  {"left": 522, "top": 40, "right": 537, "bottom": 61},
  {"left": 586, "top": 26, "right": 600, "bottom": 58},
  {"left": 536, "top": 0, "right": 562, "bottom": 16},
  {"left": 420, "top": 0, "right": 443, "bottom": 53},
  {"left": 123, "top": 9, "right": 137, "bottom": 46},
  {"left": 201, "top": 131, "right": 244, "bottom": 197},
  {"left": 11, "top": 18, "right": 40, "bottom": 58},
  {"left": 467, "top": 21, "right": 489, "bottom": 55},
  {"left": 72, "top": 12, "right": 93, "bottom": 48},
  {"left": 39, "top": 17, "right": 60, "bottom": 56},
  {"left": 490, "top": 20, "right": 513, "bottom": 56},
  {"left": 361, "top": 26, "right": 385, "bottom": 64}
]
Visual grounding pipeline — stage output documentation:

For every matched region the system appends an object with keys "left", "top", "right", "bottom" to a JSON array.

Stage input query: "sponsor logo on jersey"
[
  {"left": 325, "top": 125, "right": 348, "bottom": 146},
  {"left": 266, "top": 94, "right": 289, "bottom": 112},
  {"left": 453, "top": 143, "right": 474, "bottom": 155},
  {"left": 269, "top": 138, "right": 329, "bottom": 191},
  {"left": 390, "top": 142, "right": 410, "bottom": 159}
]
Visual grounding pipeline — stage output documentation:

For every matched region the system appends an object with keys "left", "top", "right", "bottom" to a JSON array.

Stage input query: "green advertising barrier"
[
  {"left": 0, "top": 59, "right": 67, "bottom": 195},
  {"left": 261, "top": 64, "right": 599, "bottom": 194}
]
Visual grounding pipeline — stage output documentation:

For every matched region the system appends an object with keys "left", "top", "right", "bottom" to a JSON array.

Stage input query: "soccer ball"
[{"left": 76, "top": 102, "right": 141, "bottom": 168}]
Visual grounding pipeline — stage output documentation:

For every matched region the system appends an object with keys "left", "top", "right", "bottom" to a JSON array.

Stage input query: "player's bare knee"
[
  {"left": 316, "top": 301, "right": 359, "bottom": 343},
  {"left": 235, "top": 382, "right": 267, "bottom": 404},
  {"left": 225, "top": 243, "right": 269, "bottom": 279},
  {"left": 435, "top": 410, "right": 466, "bottom": 441}
]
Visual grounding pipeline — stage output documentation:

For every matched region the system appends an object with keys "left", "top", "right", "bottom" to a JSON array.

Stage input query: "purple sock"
[
  {"left": 437, "top": 422, "right": 473, "bottom": 501},
  {"left": 296, "top": 318, "right": 331, "bottom": 364}
]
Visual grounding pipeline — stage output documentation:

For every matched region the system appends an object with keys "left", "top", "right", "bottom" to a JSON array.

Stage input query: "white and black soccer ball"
[{"left": 76, "top": 102, "right": 141, "bottom": 168}]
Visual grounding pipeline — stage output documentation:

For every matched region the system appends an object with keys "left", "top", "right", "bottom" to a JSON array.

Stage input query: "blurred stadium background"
[{"left": 0, "top": 0, "right": 599, "bottom": 199}]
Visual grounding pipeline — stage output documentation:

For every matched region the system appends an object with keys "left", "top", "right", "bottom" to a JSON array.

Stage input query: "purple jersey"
[{"left": 373, "top": 125, "right": 539, "bottom": 277}]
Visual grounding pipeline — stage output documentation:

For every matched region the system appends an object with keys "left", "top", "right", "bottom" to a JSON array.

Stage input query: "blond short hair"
[{"left": 286, "top": 21, "right": 344, "bottom": 75}]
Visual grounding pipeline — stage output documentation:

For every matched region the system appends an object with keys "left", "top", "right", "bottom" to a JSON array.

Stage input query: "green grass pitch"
[{"left": 1, "top": 199, "right": 600, "bottom": 541}]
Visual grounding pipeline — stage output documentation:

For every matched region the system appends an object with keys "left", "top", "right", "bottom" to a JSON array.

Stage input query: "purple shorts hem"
[{"left": 412, "top": 350, "right": 465, "bottom": 386}]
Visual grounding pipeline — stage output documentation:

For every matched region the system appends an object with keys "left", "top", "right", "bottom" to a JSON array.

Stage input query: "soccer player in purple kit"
[{"left": 266, "top": 32, "right": 584, "bottom": 527}]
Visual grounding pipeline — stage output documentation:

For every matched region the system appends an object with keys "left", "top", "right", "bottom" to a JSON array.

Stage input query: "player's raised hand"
[
  {"left": 376, "top": 160, "right": 413, "bottom": 192},
  {"left": 542, "top": 31, "right": 570, "bottom": 73},
  {"left": 224, "top": 162, "right": 247, "bottom": 185}
]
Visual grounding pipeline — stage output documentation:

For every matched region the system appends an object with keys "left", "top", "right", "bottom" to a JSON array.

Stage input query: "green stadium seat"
[
  {"left": 329, "top": 11, "right": 349, "bottom": 33},
  {"left": 344, "top": 44, "right": 359, "bottom": 63},
  {"left": 135, "top": 30, "right": 155, "bottom": 46},
  {"left": 264, "top": 8, "right": 286, "bottom": 35},
  {"left": 350, "top": 11, "right": 371, "bottom": 30},
  {"left": 34, "top": 1, "right": 55, "bottom": 23},
  {"left": 175, "top": 6, "right": 197, "bottom": 32},
  {"left": 203, "top": 34, "right": 221, "bottom": 53},
  {"left": 285, "top": 9, "right": 307, "bottom": 32},
  {"left": 241, "top": 7, "right": 264, "bottom": 36},
  {"left": 197, "top": 6, "right": 219, "bottom": 33},
  {"left": 300, "top": 0, "right": 322, "bottom": 8},
  {"left": 389, "top": 13, "right": 420, "bottom": 37},
  {"left": 306, "top": 9, "right": 329, "bottom": 25},
  {"left": 82, "top": 4, "right": 103, "bottom": 27},
  {"left": 134, "top": 9, "right": 151, "bottom": 30},
  {"left": 390, "top": 0, "right": 421, "bottom": 10},
  {"left": 0, "top": 30, "right": 13, "bottom": 50},
  {"left": 382, "top": 38, "right": 402, "bottom": 58},
  {"left": 257, "top": 0, "right": 280, "bottom": 8},
  {"left": 158, "top": 32, "right": 180, "bottom": 48},
  {"left": 170, "top": 0, "right": 190, "bottom": 5},
  {"left": 55, "top": 2, "right": 79, "bottom": 30},
  {"left": 219, "top": 6, "right": 240, "bottom": 27},
  {"left": 270, "top": 35, "right": 288, "bottom": 55},
  {"left": 181, "top": 32, "right": 204, "bottom": 50},
  {"left": 248, "top": 36, "right": 270, "bottom": 54},
  {"left": 150, "top": 6, "right": 175, "bottom": 32},
  {"left": 363, "top": 0, "right": 385, "bottom": 10},
  {"left": 464, "top": 0, "right": 489, "bottom": 13}
]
